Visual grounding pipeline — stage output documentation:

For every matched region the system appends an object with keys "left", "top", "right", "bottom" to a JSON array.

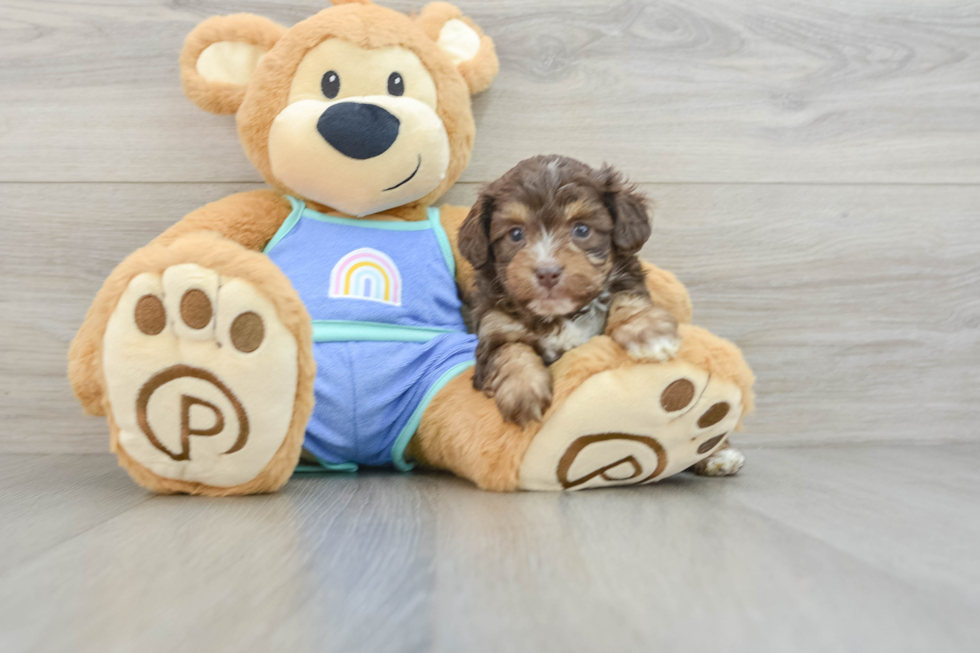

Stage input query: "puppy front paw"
[
  {"left": 691, "top": 447, "right": 745, "bottom": 477},
  {"left": 477, "top": 343, "right": 554, "bottom": 426},
  {"left": 625, "top": 334, "right": 681, "bottom": 362},
  {"left": 610, "top": 307, "right": 680, "bottom": 362},
  {"left": 493, "top": 364, "right": 553, "bottom": 426}
]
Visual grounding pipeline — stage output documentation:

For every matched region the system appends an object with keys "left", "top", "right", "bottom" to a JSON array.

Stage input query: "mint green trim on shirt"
[
  {"left": 302, "top": 209, "right": 434, "bottom": 230},
  {"left": 267, "top": 197, "right": 438, "bottom": 252},
  {"left": 263, "top": 195, "right": 305, "bottom": 254},
  {"left": 390, "top": 360, "right": 475, "bottom": 472},
  {"left": 312, "top": 320, "right": 459, "bottom": 343},
  {"left": 428, "top": 206, "right": 457, "bottom": 278},
  {"left": 293, "top": 456, "right": 359, "bottom": 475}
]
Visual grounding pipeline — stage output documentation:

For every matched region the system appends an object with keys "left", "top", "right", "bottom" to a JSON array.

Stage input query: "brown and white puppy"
[{"left": 459, "top": 155, "right": 681, "bottom": 425}]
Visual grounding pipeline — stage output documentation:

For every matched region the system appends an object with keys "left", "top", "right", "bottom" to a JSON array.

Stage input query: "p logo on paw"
[
  {"left": 135, "top": 364, "right": 249, "bottom": 462},
  {"left": 556, "top": 433, "right": 667, "bottom": 490}
]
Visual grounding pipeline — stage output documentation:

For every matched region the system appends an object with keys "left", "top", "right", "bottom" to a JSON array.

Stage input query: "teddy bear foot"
[
  {"left": 101, "top": 262, "right": 302, "bottom": 493},
  {"left": 519, "top": 359, "right": 743, "bottom": 491}
]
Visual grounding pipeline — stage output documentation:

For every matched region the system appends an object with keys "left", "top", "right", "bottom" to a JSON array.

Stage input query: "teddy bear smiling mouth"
[{"left": 383, "top": 155, "right": 422, "bottom": 192}]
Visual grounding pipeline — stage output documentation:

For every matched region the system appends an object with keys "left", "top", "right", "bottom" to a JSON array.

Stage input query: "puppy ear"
[
  {"left": 459, "top": 189, "right": 496, "bottom": 269},
  {"left": 416, "top": 3, "right": 499, "bottom": 94},
  {"left": 180, "top": 14, "right": 286, "bottom": 115},
  {"left": 601, "top": 165, "right": 652, "bottom": 254}
]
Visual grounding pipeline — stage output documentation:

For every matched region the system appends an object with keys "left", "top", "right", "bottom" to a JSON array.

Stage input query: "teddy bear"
[{"left": 68, "top": 0, "right": 755, "bottom": 495}]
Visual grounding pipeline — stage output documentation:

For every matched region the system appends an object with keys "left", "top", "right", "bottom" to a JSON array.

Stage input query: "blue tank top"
[{"left": 264, "top": 197, "right": 477, "bottom": 470}]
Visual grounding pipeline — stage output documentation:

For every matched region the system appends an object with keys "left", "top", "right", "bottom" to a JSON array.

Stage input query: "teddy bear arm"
[
  {"left": 153, "top": 189, "right": 293, "bottom": 252},
  {"left": 67, "top": 190, "right": 293, "bottom": 415},
  {"left": 437, "top": 204, "right": 478, "bottom": 301},
  {"left": 641, "top": 260, "right": 693, "bottom": 324}
]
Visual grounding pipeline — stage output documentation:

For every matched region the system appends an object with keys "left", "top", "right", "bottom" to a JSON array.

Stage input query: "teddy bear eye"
[
  {"left": 321, "top": 71, "right": 340, "bottom": 99},
  {"left": 387, "top": 72, "right": 404, "bottom": 96},
  {"left": 508, "top": 227, "right": 524, "bottom": 242},
  {"left": 572, "top": 223, "right": 591, "bottom": 238}
]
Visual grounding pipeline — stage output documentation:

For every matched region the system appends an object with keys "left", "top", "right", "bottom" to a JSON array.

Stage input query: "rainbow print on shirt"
[{"left": 329, "top": 247, "right": 403, "bottom": 306}]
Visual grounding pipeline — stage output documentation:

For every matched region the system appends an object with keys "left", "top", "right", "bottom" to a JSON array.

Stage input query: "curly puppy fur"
[{"left": 459, "top": 155, "right": 680, "bottom": 425}]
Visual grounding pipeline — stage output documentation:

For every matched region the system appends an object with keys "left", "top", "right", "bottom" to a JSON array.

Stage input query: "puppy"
[{"left": 459, "top": 155, "right": 681, "bottom": 425}]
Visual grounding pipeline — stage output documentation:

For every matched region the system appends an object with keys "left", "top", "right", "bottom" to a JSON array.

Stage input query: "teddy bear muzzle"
[{"left": 268, "top": 95, "right": 450, "bottom": 217}]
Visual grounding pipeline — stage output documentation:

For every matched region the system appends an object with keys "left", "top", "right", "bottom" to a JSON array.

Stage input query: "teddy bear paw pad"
[
  {"left": 519, "top": 359, "right": 743, "bottom": 491},
  {"left": 102, "top": 264, "right": 298, "bottom": 487}
]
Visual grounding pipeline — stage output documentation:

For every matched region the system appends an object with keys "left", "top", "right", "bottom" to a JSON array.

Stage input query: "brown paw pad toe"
[
  {"left": 180, "top": 289, "right": 213, "bottom": 329},
  {"left": 660, "top": 378, "right": 695, "bottom": 412},
  {"left": 135, "top": 295, "right": 166, "bottom": 335},
  {"left": 697, "top": 433, "right": 727, "bottom": 454},
  {"left": 697, "top": 402, "right": 730, "bottom": 428},
  {"left": 231, "top": 311, "right": 265, "bottom": 353}
]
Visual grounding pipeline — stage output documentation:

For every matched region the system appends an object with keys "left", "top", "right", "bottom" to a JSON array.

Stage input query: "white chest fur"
[{"left": 538, "top": 297, "right": 609, "bottom": 364}]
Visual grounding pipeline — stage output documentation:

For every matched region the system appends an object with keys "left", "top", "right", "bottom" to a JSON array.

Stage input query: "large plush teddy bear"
[{"left": 68, "top": 0, "right": 755, "bottom": 495}]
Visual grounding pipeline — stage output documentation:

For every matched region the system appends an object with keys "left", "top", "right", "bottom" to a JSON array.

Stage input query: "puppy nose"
[
  {"left": 317, "top": 102, "right": 400, "bottom": 160},
  {"left": 534, "top": 266, "right": 563, "bottom": 289}
]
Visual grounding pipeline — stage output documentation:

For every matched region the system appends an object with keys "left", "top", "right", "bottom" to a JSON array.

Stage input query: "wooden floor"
[
  {"left": 1, "top": 444, "right": 978, "bottom": 652},
  {"left": 2, "top": 1, "right": 979, "bottom": 650}
]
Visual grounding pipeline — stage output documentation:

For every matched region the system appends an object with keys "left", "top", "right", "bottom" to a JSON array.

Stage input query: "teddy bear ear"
[
  {"left": 416, "top": 3, "right": 499, "bottom": 95},
  {"left": 180, "top": 14, "right": 286, "bottom": 115}
]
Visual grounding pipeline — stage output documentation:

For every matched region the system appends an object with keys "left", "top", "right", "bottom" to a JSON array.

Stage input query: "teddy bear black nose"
[{"left": 316, "top": 102, "right": 400, "bottom": 160}]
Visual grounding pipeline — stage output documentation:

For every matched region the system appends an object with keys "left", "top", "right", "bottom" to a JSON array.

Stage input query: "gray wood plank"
[
  {"left": 0, "top": 454, "right": 151, "bottom": 575},
  {"left": 2, "top": 182, "right": 978, "bottom": 453},
  {"left": 425, "top": 445, "right": 980, "bottom": 652},
  {"left": 1, "top": 463, "right": 438, "bottom": 653},
  {"left": 732, "top": 444, "right": 980, "bottom": 604},
  {"left": 645, "top": 183, "right": 980, "bottom": 445},
  {"left": 1, "top": 1, "right": 979, "bottom": 183},
  {"left": 0, "top": 446, "right": 978, "bottom": 653}
]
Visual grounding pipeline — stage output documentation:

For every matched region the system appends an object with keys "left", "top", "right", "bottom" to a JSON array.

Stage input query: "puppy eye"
[
  {"left": 388, "top": 72, "right": 404, "bottom": 96},
  {"left": 572, "top": 223, "right": 591, "bottom": 238},
  {"left": 321, "top": 71, "right": 340, "bottom": 99},
  {"left": 508, "top": 227, "right": 524, "bottom": 242}
]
